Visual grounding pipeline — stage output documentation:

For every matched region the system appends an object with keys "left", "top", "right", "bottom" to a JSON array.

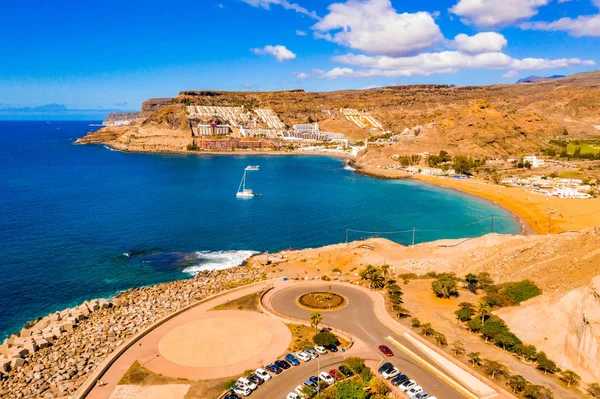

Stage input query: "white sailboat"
[
  {"left": 245, "top": 165, "right": 260, "bottom": 171},
  {"left": 236, "top": 168, "right": 258, "bottom": 198}
]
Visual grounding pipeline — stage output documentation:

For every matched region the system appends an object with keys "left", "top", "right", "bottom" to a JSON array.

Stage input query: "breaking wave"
[
  {"left": 182, "top": 250, "right": 259, "bottom": 276},
  {"left": 343, "top": 165, "right": 356, "bottom": 171}
]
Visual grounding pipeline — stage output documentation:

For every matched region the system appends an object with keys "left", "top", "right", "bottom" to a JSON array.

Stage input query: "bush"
[
  {"left": 482, "top": 359, "right": 509, "bottom": 379},
  {"left": 508, "top": 375, "right": 528, "bottom": 393},
  {"left": 536, "top": 352, "right": 559, "bottom": 375},
  {"left": 502, "top": 280, "right": 542, "bottom": 304},
  {"left": 343, "top": 357, "right": 367, "bottom": 375},
  {"left": 321, "top": 275, "right": 331, "bottom": 281},
  {"left": 455, "top": 302, "right": 475, "bottom": 321},
  {"left": 559, "top": 370, "right": 581, "bottom": 387},
  {"left": 588, "top": 382, "right": 600, "bottom": 398},
  {"left": 334, "top": 379, "right": 369, "bottom": 399},
  {"left": 433, "top": 332, "right": 447, "bottom": 346},
  {"left": 224, "top": 378, "right": 237, "bottom": 389},
  {"left": 483, "top": 292, "right": 516, "bottom": 308},
  {"left": 332, "top": 268, "right": 342, "bottom": 273},
  {"left": 517, "top": 344, "right": 538, "bottom": 362},
  {"left": 523, "top": 384, "right": 554, "bottom": 399},
  {"left": 431, "top": 275, "right": 459, "bottom": 298},
  {"left": 313, "top": 331, "right": 338, "bottom": 346}
]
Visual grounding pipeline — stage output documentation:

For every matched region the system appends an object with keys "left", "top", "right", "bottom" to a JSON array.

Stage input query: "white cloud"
[
  {"left": 240, "top": 0, "right": 319, "bottom": 19},
  {"left": 295, "top": 72, "right": 309, "bottom": 79},
  {"left": 312, "top": 0, "right": 443, "bottom": 57},
  {"left": 453, "top": 32, "right": 508, "bottom": 54},
  {"left": 251, "top": 45, "right": 297, "bottom": 62},
  {"left": 521, "top": 14, "right": 600, "bottom": 37},
  {"left": 295, "top": 29, "right": 307, "bottom": 36},
  {"left": 300, "top": 51, "right": 596, "bottom": 78},
  {"left": 502, "top": 70, "right": 520, "bottom": 79},
  {"left": 450, "top": 0, "right": 550, "bottom": 28}
]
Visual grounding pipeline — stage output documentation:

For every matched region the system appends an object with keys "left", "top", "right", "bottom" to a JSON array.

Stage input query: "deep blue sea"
[{"left": 0, "top": 121, "right": 520, "bottom": 338}]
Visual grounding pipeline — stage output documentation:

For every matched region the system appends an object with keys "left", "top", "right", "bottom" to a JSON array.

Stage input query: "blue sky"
[{"left": 0, "top": 0, "right": 598, "bottom": 110}]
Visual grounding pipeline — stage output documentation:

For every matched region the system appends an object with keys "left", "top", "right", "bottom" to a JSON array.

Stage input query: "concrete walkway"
[{"left": 88, "top": 281, "right": 290, "bottom": 399}]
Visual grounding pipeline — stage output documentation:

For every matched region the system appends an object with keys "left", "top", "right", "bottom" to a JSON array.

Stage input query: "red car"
[
  {"left": 379, "top": 345, "right": 394, "bottom": 357},
  {"left": 329, "top": 369, "right": 344, "bottom": 381}
]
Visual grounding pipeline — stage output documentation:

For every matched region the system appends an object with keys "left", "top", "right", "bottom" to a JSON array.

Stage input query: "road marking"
[{"left": 386, "top": 336, "right": 481, "bottom": 399}]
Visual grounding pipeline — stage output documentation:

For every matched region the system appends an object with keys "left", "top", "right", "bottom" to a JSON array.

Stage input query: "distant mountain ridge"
[
  {"left": 0, "top": 104, "right": 136, "bottom": 121},
  {"left": 516, "top": 75, "right": 566, "bottom": 84}
]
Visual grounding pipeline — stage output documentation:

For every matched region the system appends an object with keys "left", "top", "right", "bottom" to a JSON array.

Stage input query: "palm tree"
[
  {"left": 310, "top": 311, "right": 322, "bottom": 333},
  {"left": 370, "top": 271, "right": 386, "bottom": 290},
  {"left": 478, "top": 302, "right": 491, "bottom": 326},
  {"left": 381, "top": 264, "right": 391, "bottom": 279}
]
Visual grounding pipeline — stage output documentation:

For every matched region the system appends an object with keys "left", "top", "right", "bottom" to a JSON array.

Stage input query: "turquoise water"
[{"left": 0, "top": 121, "right": 520, "bottom": 338}]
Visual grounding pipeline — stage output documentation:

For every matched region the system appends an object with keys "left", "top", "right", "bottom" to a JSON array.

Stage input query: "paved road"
[
  {"left": 251, "top": 353, "right": 345, "bottom": 399},
  {"left": 270, "top": 284, "right": 467, "bottom": 399}
]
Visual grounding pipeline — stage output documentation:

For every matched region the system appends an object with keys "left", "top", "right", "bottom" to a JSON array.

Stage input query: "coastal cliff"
[{"left": 77, "top": 70, "right": 600, "bottom": 156}]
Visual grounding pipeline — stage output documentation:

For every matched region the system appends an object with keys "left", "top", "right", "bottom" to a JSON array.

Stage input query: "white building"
[
  {"left": 293, "top": 123, "right": 319, "bottom": 133},
  {"left": 524, "top": 155, "right": 545, "bottom": 168}
]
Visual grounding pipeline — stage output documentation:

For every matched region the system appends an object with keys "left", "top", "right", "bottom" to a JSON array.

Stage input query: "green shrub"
[
  {"left": 523, "top": 384, "right": 554, "bottom": 399},
  {"left": 313, "top": 331, "right": 338, "bottom": 346},
  {"left": 502, "top": 280, "right": 542, "bottom": 304},
  {"left": 536, "top": 352, "right": 559, "bottom": 375},
  {"left": 321, "top": 275, "right": 331, "bottom": 281},
  {"left": 431, "top": 275, "right": 459, "bottom": 298}
]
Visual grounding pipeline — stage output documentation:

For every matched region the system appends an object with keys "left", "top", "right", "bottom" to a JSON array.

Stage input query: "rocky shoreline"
[{"left": 0, "top": 266, "right": 268, "bottom": 399}]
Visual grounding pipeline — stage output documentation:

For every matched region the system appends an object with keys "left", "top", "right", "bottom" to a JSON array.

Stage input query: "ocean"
[{"left": 0, "top": 121, "right": 521, "bottom": 338}]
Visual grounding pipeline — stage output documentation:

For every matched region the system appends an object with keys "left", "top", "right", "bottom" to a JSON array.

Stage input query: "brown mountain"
[{"left": 78, "top": 70, "right": 600, "bottom": 155}]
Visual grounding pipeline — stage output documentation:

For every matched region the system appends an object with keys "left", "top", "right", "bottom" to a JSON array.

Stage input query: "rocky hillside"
[{"left": 78, "top": 70, "right": 600, "bottom": 155}]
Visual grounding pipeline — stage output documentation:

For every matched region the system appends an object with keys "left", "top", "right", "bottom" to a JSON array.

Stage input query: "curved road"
[{"left": 270, "top": 283, "right": 468, "bottom": 399}]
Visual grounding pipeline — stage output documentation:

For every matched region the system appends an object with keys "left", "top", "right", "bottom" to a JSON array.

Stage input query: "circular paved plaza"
[{"left": 158, "top": 316, "right": 273, "bottom": 368}]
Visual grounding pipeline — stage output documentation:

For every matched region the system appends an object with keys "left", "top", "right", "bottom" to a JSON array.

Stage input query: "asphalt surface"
[
  {"left": 270, "top": 284, "right": 467, "bottom": 399},
  {"left": 250, "top": 353, "right": 345, "bottom": 399}
]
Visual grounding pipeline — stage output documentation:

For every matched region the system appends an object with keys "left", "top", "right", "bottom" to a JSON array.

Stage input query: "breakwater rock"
[{"left": 0, "top": 266, "right": 267, "bottom": 398}]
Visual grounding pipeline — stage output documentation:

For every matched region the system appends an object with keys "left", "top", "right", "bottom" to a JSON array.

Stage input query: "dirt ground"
[
  {"left": 211, "top": 291, "right": 262, "bottom": 312},
  {"left": 397, "top": 280, "right": 585, "bottom": 399}
]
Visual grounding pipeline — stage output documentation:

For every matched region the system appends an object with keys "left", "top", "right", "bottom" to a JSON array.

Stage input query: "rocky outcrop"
[
  {"left": 497, "top": 276, "right": 600, "bottom": 383},
  {"left": 0, "top": 266, "right": 268, "bottom": 398}
]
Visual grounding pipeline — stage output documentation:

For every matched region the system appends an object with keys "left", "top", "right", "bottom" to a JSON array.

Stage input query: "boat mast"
[{"left": 238, "top": 170, "right": 246, "bottom": 193}]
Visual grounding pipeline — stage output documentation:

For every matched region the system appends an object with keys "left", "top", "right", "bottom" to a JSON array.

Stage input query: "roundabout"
[{"left": 297, "top": 291, "right": 347, "bottom": 311}]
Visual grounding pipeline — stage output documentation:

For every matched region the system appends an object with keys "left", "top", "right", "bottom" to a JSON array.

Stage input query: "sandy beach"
[{"left": 352, "top": 164, "right": 600, "bottom": 235}]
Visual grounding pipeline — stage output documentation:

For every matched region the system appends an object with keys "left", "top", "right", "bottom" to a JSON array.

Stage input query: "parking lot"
[{"left": 247, "top": 352, "right": 345, "bottom": 399}]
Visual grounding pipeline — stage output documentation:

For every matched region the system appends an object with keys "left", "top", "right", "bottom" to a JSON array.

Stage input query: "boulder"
[
  {"left": 23, "top": 341, "right": 36, "bottom": 354},
  {"left": 21, "top": 329, "right": 32, "bottom": 338},
  {"left": 35, "top": 339, "right": 49, "bottom": 349},
  {"left": 0, "top": 358, "right": 10, "bottom": 373},
  {"left": 10, "top": 357, "right": 25, "bottom": 369},
  {"left": 42, "top": 332, "right": 54, "bottom": 343}
]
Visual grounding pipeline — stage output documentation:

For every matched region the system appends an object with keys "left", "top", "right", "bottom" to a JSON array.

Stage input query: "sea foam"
[{"left": 182, "top": 250, "right": 258, "bottom": 275}]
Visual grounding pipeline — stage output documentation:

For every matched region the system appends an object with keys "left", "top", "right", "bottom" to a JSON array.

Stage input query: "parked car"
[
  {"left": 295, "top": 385, "right": 308, "bottom": 397},
  {"left": 286, "top": 393, "right": 300, "bottom": 399},
  {"left": 378, "top": 362, "right": 393, "bottom": 374},
  {"left": 381, "top": 366, "right": 400, "bottom": 380},
  {"left": 309, "top": 376, "right": 320, "bottom": 385},
  {"left": 399, "top": 380, "right": 417, "bottom": 392},
  {"left": 232, "top": 385, "right": 252, "bottom": 397},
  {"left": 237, "top": 377, "right": 257, "bottom": 391},
  {"left": 407, "top": 386, "right": 424, "bottom": 398},
  {"left": 378, "top": 345, "right": 394, "bottom": 357},
  {"left": 266, "top": 363, "right": 282, "bottom": 374},
  {"left": 255, "top": 368, "right": 271, "bottom": 381},
  {"left": 324, "top": 344, "right": 338, "bottom": 352},
  {"left": 391, "top": 374, "right": 409, "bottom": 386},
  {"left": 314, "top": 346, "right": 327, "bottom": 355},
  {"left": 319, "top": 371, "right": 335, "bottom": 385},
  {"left": 224, "top": 393, "right": 241, "bottom": 399},
  {"left": 248, "top": 374, "right": 263, "bottom": 386},
  {"left": 275, "top": 359, "right": 291, "bottom": 370},
  {"left": 286, "top": 353, "right": 300, "bottom": 366},
  {"left": 329, "top": 369, "right": 344, "bottom": 380},
  {"left": 305, "top": 348, "right": 319, "bottom": 358},
  {"left": 338, "top": 365, "right": 354, "bottom": 377},
  {"left": 296, "top": 351, "right": 311, "bottom": 362},
  {"left": 413, "top": 392, "right": 430, "bottom": 399},
  {"left": 303, "top": 379, "right": 317, "bottom": 388}
]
